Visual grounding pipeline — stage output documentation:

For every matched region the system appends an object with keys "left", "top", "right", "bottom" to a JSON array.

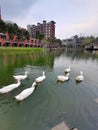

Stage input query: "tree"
[
  {"left": 82, "top": 36, "right": 96, "bottom": 45},
  {"left": 17, "top": 29, "right": 23, "bottom": 40},
  {"left": 0, "top": 20, "right": 7, "bottom": 33},
  {"left": 13, "top": 23, "right": 19, "bottom": 33},
  {"left": 6, "top": 23, "right": 16, "bottom": 39},
  {"left": 35, "top": 31, "right": 44, "bottom": 40},
  {"left": 22, "top": 30, "right": 30, "bottom": 40},
  {"left": 0, "top": 20, "right": 30, "bottom": 41},
  {"left": 95, "top": 37, "right": 98, "bottom": 43}
]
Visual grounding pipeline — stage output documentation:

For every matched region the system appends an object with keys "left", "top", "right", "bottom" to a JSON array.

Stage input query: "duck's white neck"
[
  {"left": 25, "top": 71, "right": 28, "bottom": 75},
  {"left": 31, "top": 82, "right": 37, "bottom": 88},
  {"left": 43, "top": 71, "right": 45, "bottom": 75},
  {"left": 66, "top": 73, "right": 69, "bottom": 77},
  {"left": 80, "top": 71, "right": 83, "bottom": 75},
  {"left": 17, "top": 80, "right": 21, "bottom": 84}
]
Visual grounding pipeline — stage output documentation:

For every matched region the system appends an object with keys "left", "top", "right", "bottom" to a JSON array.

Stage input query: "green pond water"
[{"left": 0, "top": 50, "right": 98, "bottom": 130}]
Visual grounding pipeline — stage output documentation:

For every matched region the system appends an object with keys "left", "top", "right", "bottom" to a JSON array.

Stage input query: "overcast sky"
[{"left": 0, "top": 0, "right": 98, "bottom": 39}]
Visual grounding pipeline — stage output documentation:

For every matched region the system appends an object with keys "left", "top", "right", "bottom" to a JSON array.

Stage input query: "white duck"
[
  {"left": 75, "top": 71, "right": 84, "bottom": 82},
  {"left": 64, "top": 65, "right": 71, "bottom": 73},
  {"left": 35, "top": 71, "right": 46, "bottom": 83},
  {"left": 57, "top": 73, "right": 70, "bottom": 82},
  {"left": 0, "top": 79, "right": 21, "bottom": 94},
  {"left": 13, "top": 71, "right": 28, "bottom": 81},
  {"left": 15, "top": 81, "right": 37, "bottom": 101}
]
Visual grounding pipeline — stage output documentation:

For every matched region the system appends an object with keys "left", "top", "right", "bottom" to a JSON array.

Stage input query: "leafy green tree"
[
  {"left": 0, "top": 20, "right": 30, "bottom": 41},
  {"left": 6, "top": 23, "right": 16, "bottom": 39},
  {"left": 35, "top": 31, "right": 44, "bottom": 40},
  {"left": 95, "top": 37, "right": 98, "bottom": 43},
  {"left": 35, "top": 31, "right": 40, "bottom": 39},
  {"left": 82, "top": 36, "right": 96, "bottom": 45},
  {"left": 13, "top": 23, "right": 19, "bottom": 33},
  {"left": 22, "top": 29, "right": 30, "bottom": 40},
  {"left": 17, "top": 29, "right": 23, "bottom": 40},
  {"left": 0, "top": 20, "right": 7, "bottom": 33}
]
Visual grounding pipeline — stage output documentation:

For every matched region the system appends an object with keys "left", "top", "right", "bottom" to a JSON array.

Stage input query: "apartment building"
[
  {"left": 27, "top": 20, "right": 55, "bottom": 39},
  {"left": 62, "top": 35, "right": 82, "bottom": 48}
]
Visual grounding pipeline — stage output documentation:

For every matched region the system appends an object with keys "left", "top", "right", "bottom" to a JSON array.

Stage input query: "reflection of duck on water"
[
  {"left": 0, "top": 79, "right": 21, "bottom": 94},
  {"left": 15, "top": 82, "right": 37, "bottom": 101}
]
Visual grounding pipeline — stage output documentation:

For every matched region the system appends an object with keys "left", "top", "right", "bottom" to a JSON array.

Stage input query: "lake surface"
[{"left": 0, "top": 50, "right": 98, "bottom": 130}]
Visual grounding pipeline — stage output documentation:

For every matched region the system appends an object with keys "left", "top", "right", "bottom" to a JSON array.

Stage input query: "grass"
[{"left": 0, "top": 47, "right": 44, "bottom": 54}]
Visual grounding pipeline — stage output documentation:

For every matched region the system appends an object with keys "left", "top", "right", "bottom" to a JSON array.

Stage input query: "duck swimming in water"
[
  {"left": 35, "top": 71, "right": 46, "bottom": 83},
  {"left": 75, "top": 71, "right": 84, "bottom": 82},
  {"left": 15, "top": 81, "right": 37, "bottom": 101},
  {"left": 57, "top": 73, "right": 70, "bottom": 82},
  {"left": 64, "top": 65, "right": 71, "bottom": 73},
  {"left": 0, "top": 79, "right": 21, "bottom": 94},
  {"left": 13, "top": 71, "right": 28, "bottom": 81}
]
